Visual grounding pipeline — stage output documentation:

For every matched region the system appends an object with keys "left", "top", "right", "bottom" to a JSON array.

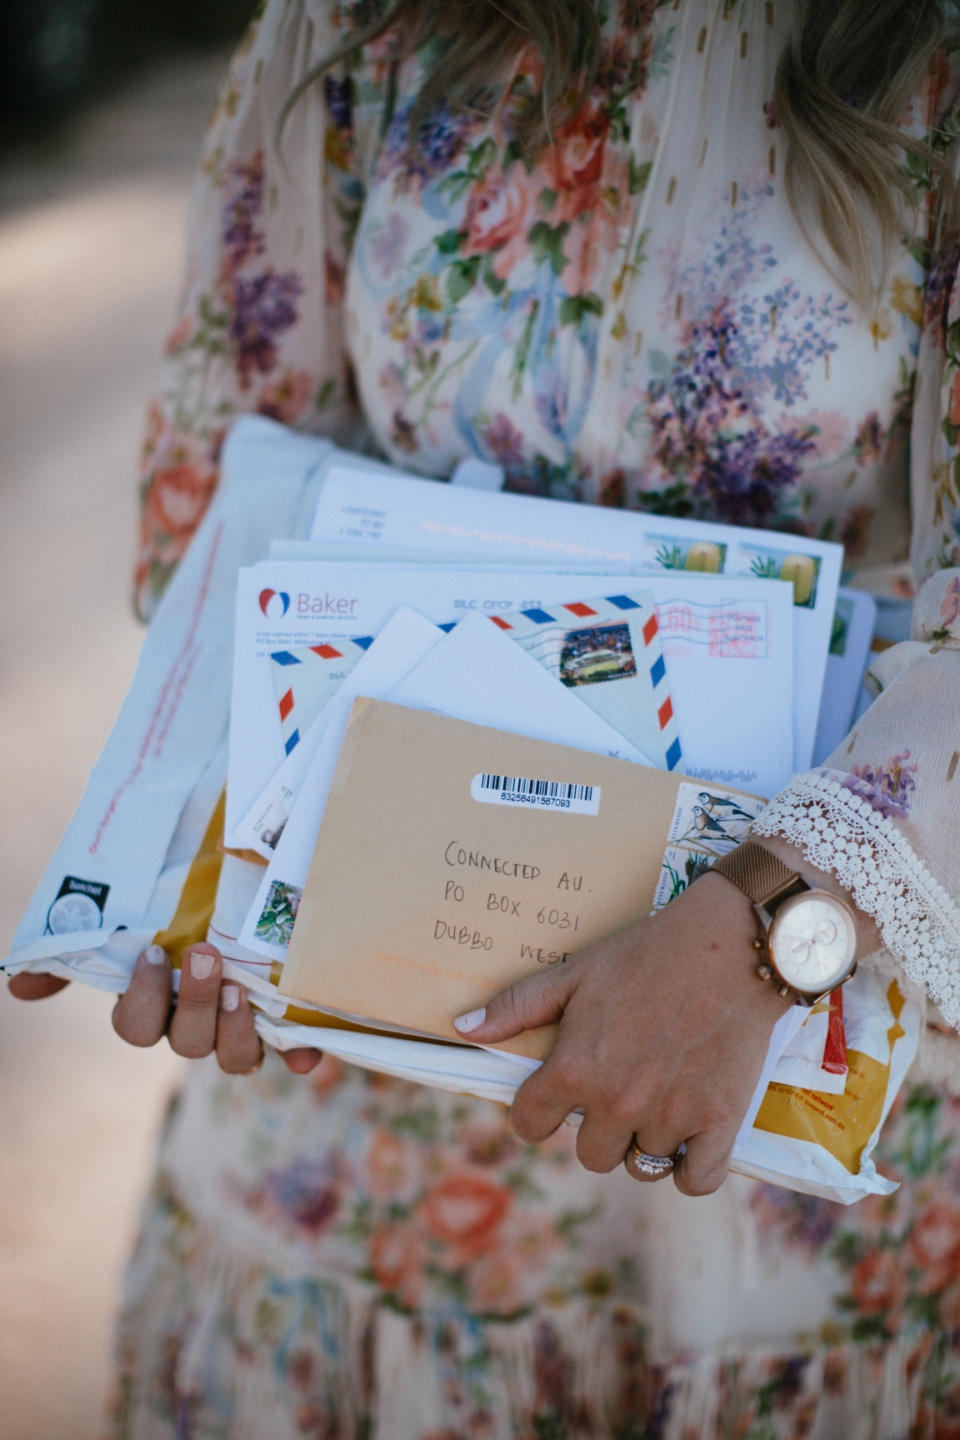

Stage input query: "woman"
[{"left": 14, "top": 0, "right": 960, "bottom": 1433}]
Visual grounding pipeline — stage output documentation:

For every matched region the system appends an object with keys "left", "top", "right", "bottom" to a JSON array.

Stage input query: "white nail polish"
[
  {"left": 188, "top": 951, "right": 216, "bottom": 980},
  {"left": 221, "top": 983, "right": 240, "bottom": 1012},
  {"left": 454, "top": 1006, "right": 486, "bottom": 1033},
  {"left": 143, "top": 944, "right": 167, "bottom": 966}
]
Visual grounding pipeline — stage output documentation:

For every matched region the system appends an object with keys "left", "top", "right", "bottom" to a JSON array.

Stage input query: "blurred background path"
[{"left": 0, "top": 47, "right": 232, "bottom": 1440}]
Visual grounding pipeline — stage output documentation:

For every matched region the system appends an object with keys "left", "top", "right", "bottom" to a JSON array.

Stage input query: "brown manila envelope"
[{"left": 279, "top": 698, "right": 764, "bottom": 1060}]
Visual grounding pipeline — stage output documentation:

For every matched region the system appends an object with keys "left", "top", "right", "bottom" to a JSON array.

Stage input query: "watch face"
[{"left": 768, "top": 890, "right": 858, "bottom": 994}]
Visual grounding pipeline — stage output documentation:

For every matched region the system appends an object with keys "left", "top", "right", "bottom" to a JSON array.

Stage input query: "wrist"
[{"left": 674, "top": 871, "right": 796, "bottom": 1017}]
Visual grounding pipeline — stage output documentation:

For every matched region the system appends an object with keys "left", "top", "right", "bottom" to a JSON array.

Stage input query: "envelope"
[
  {"left": 309, "top": 456, "right": 843, "bottom": 770},
  {"left": 270, "top": 635, "right": 376, "bottom": 757},
  {"left": 278, "top": 700, "right": 764, "bottom": 1060},
  {"left": 811, "top": 587, "right": 877, "bottom": 764},
  {"left": 226, "top": 562, "right": 641, "bottom": 842},
  {"left": 237, "top": 607, "right": 445, "bottom": 869},
  {"left": 235, "top": 566, "right": 792, "bottom": 866},
  {"left": 492, "top": 591, "right": 682, "bottom": 772},
  {"left": 271, "top": 591, "right": 679, "bottom": 768},
  {"left": 241, "top": 612, "right": 656, "bottom": 961}
]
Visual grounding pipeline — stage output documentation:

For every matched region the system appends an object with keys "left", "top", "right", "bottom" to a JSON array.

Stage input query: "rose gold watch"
[{"left": 710, "top": 841, "right": 859, "bottom": 1006}]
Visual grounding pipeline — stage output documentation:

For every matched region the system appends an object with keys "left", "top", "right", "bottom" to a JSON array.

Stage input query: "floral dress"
[{"left": 115, "top": 2, "right": 960, "bottom": 1436}]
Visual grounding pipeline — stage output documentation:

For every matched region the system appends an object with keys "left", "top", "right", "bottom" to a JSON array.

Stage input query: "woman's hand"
[
  {"left": 454, "top": 872, "right": 793, "bottom": 1195},
  {"left": 8, "top": 943, "right": 324, "bottom": 1076}
]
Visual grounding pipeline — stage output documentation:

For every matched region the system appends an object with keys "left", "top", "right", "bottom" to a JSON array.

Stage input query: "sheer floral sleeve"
[
  {"left": 755, "top": 112, "right": 960, "bottom": 1030},
  {"left": 134, "top": 0, "right": 374, "bottom": 620}
]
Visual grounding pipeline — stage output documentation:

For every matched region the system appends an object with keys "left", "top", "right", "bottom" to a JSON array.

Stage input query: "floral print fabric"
[
  {"left": 118, "top": 1, "right": 960, "bottom": 1436},
  {"left": 111, "top": 1055, "right": 960, "bottom": 1439},
  {"left": 136, "top": 0, "right": 960, "bottom": 615}
]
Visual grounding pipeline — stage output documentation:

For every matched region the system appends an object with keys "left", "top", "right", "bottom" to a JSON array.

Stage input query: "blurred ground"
[{"left": 0, "top": 49, "right": 231, "bottom": 1440}]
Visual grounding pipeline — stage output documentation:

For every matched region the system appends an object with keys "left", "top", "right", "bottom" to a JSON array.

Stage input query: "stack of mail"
[
  {"left": 217, "top": 430, "right": 838, "bottom": 1001},
  {"left": 5, "top": 416, "right": 908, "bottom": 1202}
]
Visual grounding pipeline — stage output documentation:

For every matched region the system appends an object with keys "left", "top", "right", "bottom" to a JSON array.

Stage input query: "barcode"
[
  {"left": 471, "top": 771, "right": 600, "bottom": 815},
  {"left": 479, "top": 774, "right": 594, "bottom": 802}
]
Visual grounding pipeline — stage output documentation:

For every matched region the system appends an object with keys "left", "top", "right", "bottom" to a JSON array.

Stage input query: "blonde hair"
[
  {"left": 281, "top": 0, "right": 958, "bottom": 304},
  {"left": 775, "top": 0, "right": 956, "bottom": 302}
]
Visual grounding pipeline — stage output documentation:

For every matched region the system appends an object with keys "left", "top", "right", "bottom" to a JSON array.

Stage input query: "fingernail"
[
  {"left": 188, "top": 950, "right": 216, "bottom": 980},
  {"left": 221, "top": 983, "right": 240, "bottom": 1012},
  {"left": 143, "top": 944, "right": 167, "bottom": 966},
  {"left": 454, "top": 1007, "right": 486, "bottom": 1034}
]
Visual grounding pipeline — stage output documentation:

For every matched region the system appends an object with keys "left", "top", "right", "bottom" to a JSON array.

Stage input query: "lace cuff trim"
[{"left": 752, "top": 770, "right": 960, "bottom": 1030}]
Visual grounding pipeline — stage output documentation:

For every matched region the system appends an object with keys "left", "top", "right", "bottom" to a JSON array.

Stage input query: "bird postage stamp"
[{"left": 656, "top": 782, "right": 765, "bottom": 906}]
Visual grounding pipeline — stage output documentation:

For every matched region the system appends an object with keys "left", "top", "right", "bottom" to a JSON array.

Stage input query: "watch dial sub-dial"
[{"left": 768, "top": 892, "right": 858, "bottom": 991}]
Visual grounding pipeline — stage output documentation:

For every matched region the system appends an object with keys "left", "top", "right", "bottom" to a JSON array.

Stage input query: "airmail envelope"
[
  {"left": 278, "top": 700, "right": 764, "bottom": 1060},
  {"left": 226, "top": 563, "right": 641, "bottom": 843}
]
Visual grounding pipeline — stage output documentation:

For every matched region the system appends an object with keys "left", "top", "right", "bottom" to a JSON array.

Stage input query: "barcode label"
[{"left": 470, "top": 773, "right": 600, "bottom": 815}]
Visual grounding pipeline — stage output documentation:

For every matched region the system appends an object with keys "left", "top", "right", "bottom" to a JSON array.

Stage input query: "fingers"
[
  {"left": 618, "top": 1117, "right": 735, "bottom": 1192},
  {"left": 108, "top": 941, "right": 321, "bottom": 1080},
  {"left": 8, "top": 973, "right": 71, "bottom": 1001},
  {"left": 453, "top": 962, "right": 580, "bottom": 1145},
  {"left": 453, "top": 964, "right": 574, "bottom": 1044},
  {"left": 112, "top": 942, "right": 276, "bottom": 1075},
  {"left": 168, "top": 943, "right": 223, "bottom": 1059},
  {"left": 579, "top": 1099, "right": 687, "bottom": 1175},
  {"left": 112, "top": 944, "right": 173, "bottom": 1047},
  {"left": 579, "top": 1110, "right": 683, "bottom": 1176},
  {"left": 282, "top": 1047, "right": 325, "bottom": 1074},
  {"left": 214, "top": 983, "right": 264, "bottom": 1075},
  {"left": 509, "top": 1056, "right": 582, "bottom": 1145},
  {"left": 576, "top": 1112, "right": 637, "bottom": 1173},
  {"left": 672, "top": 1123, "right": 737, "bottom": 1197}
]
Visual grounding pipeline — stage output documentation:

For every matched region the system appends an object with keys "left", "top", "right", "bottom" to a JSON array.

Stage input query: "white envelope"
[
  {"left": 642, "top": 573, "right": 793, "bottom": 797},
  {"left": 310, "top": 459, "right": 840, "bottom": 772},
  {"left": 234, "top": 703, "right": 334, "bottom": 859},
  {"left": 226, "top": 563, "right": 642, "bottom": 842},
  {"left": 811, "top": 587, "right": 877, "bottom": 764},
  {"left": 387, "top": 612, "right": 656, "bottom": 762},
  {"left": 269, "top": 538, "right": 638, "bottom": 568},
  {"left": 235, "top": 609, "right": 444, "bottom": 860},
  {"left": 235, "top": 565, "right": 793, "bottom": 866}
]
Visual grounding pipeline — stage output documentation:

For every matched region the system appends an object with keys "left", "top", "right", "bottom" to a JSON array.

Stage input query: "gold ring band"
[{"left": 626, "top": 1138, "right": 677, "bottom": 1178}]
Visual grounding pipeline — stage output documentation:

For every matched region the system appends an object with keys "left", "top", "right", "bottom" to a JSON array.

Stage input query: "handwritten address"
[{"left": 436, "top": 840, "right": 587, "bottom": 965}]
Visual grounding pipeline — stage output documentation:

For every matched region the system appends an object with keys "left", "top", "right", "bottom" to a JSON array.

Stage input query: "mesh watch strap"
[{"left": 711, "top": 841, "right": 806, "bottom": 910}]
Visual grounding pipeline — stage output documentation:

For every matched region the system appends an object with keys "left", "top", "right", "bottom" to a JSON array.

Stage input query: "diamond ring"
[{"left": 625, "top": 1138, "right": 677, "bottom": 1179}]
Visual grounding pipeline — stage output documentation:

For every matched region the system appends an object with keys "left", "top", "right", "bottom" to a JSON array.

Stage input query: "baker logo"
[
  {"left": 259, "top": 588, "right": 291, "bottom": 619},
  {"left": 45, "top": 875, "right": 110, "bottom": 935}
]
